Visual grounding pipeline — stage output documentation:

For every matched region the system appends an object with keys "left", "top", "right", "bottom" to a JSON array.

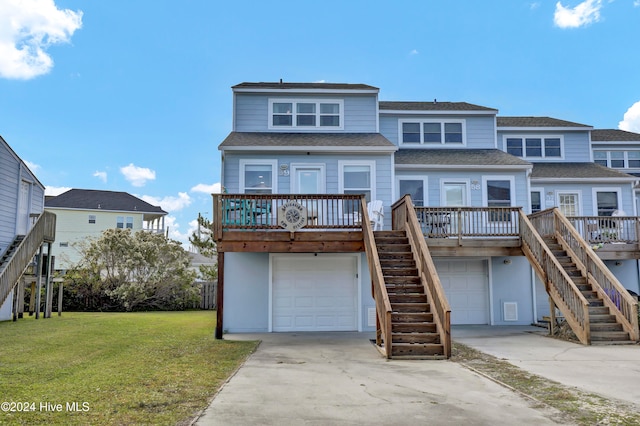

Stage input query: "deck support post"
[
  {"left": 215, "top": 252, "right": 224, "bottom": 339},
  {"left": 548, "top": 295, "right": 557, "bottom": 336}
]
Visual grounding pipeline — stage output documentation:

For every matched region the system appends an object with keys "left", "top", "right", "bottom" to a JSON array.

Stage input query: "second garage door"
[
  {"left": 435, "top": 259, "right": 489, "bottom": 325},
  {"left": 272, "top": 255, "right": 358, "bottom": 332}
]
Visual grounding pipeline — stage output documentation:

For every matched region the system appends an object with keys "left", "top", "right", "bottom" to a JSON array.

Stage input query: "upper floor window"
[
  {"left": 269, "top": 99, "right": 343, "bottom": 129},
  {"left": 88, "top": 215, "right": 96, "bottom": 224},
  {"left": 594, "top": 150, "right": 640, "bottom": 169},
  {"left": 505, "top": 136, "right": 562, "bottom": 159},
  {"left": 400, "top": 120, "right": 465, "bottom": 145},
  {"left": 117, "top": 216, "right": 133, "bottom": 229}
]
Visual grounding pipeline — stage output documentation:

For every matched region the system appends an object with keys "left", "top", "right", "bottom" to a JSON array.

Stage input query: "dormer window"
[
  {"left": 269, "top": 99, "right": 343, "bottom": 129},
  {"left": 504, "top": 135, "right": 563, "bottom": 159},
  {"left": 399, "top": 119, "right": 466, "bottom": 145}
]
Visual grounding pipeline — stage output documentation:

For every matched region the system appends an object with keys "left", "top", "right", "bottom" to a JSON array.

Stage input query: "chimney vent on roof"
[
  {"left": 279, "top": 78, "right": 283, "bottom": 84},
  {"left": 433, "top": 98, "right": 437, "bottom": 104}
]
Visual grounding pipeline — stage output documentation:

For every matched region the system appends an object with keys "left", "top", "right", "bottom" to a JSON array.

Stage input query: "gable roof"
[
  {"left": 395, "top": 149, "right": 531, "bottom": 168},
  {"left": 379, "top": 101, "right": 496, "bottom": 112},
  {"left": 0, "top": 135, "right": 45, "bottom": 190},
  {"left": 497, "top": 116, "right": 591, "bottom": 129},
  {"left": 591, "top": 129, "right": 640, "bottom": 142},
  {"left": 530, "top": 162, "right": 637, "bottom": 180},
  {"left": 232, "top": 82, "right": 378, "bottom": 92},
  {"left": 219, "top": 132, "right": 397, "bottom": 152},
  {"left": 45, "top": 189, "right": 167, "bottom": 214}
]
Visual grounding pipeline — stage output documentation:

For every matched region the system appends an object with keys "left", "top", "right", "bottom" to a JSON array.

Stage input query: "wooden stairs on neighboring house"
[
  {"left": 374, "top": 230, "right": 446, "bottom": 359},
  {"left": 0, "top": 236, "right": 25, "bottom": 271},
  {"left": 544, "top": 237, "right": 634, "bottom": 344}
]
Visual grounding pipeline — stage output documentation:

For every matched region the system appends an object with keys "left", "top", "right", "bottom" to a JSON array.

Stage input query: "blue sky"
[{"left": 1, "top": 0, "right": 639, "bottom": 247}]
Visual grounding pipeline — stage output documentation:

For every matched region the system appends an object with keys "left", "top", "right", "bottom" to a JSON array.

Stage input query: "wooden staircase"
[
  {"left": 0, "top": 236, "right": 25, "bottom": 271},
  {"left": 544, "top": 237, "right": 633, "bottom": 344},
  {"left": 374, "top": 230, "right": 446, "bottom": 358}
]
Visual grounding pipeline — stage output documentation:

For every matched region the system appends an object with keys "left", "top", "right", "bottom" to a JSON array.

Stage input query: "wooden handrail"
[
  {"left": 392, "top": 196, "right": 451, "bottom": 358},
  {"left": 551, "top": 210, "right": 639, "bottom": 341},
  {"left": 0, "top": 211, "right": 56, "bottom": 308},
  {"left": 520, "top": 210, "right": 592, "bottom": 344},
  {"left": 414, "top": 206, "right": 521, "bottom": 239},
  {"left": 361, "top": 197, "right": 393, "bottom": 357},
  {"left": 568, "top": 215, "right": 639, "bottom": 244}
]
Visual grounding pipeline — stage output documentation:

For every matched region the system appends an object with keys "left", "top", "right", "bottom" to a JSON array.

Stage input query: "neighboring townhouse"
[
  {"left": 44, "top": 189, "right": 167, "bottom": 270},
  {"left": 0, "top": 136, "right": 55, "bottom": 321},
  {"left": 213, "top": 81, "right": 639, "bottom": 357}
]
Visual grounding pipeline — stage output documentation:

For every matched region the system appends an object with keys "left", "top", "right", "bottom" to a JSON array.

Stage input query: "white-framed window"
[
  {"left": 530, "top": 187, "right": 543, "bottom": 214},
  {"left": 339, "top": 161, "right": 375, "bottom": 214},
  {"left": 239, "top": 159, "right": 278, "bottom": 194},
  {"left": 504, "top": 135, "right": 563, "bottom": 159},
  {"left": 117, "top": 216, "right": 134, "bottom": 229},
  {"left": 396, "top": 175, "right": 428, "bottom": 206},
  {"left": 482, "top": 176, "right": 515, "bottom": 221},
  {"left": 268, "top": 99, "right": 343, "bottom": 130},
  {"left": 592, "top": 188, "right": 621, "bottom": 216},
  {"left": 88, "top": 215, "right": 96, "bottom": 224},
  {"left": 556, "top": 191, "right": 581, "bottom": 216},
  {"left": 594, "top": 150, "right": 640, "bottom": 169},
  {"left": 399, "top": 119, "right": 466, "bottom": 145},
  {"left": 59, "top": 242, "right": 69, "bottom": 247}
]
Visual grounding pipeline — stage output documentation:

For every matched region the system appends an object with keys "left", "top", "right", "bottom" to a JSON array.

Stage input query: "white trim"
[
  {"left": 220, "top": 146, "right": 397, "bottom": 153},
  {"left": 396, "top": 175, "right": 428, "bottom": 206},
  {"left": 498, "top": 126, "right": 592, "bottom": 131},
  {"left": 268, "top": 253, "right": 361, "bottom": 332},
  {"left": 439, "top": 178, "right": 470, "bottom": 206},
  {"left": 591, "top": 187, "right": 622, "bottom": 216},
  {"left": 555, "top": 190, "right": 582, "bottom": 216},
  {"left": 481, "top": 176, "right": 516, "bottom": 207},
  {"left": 268, "top": 98, "right": 344, "bottom": 130},
  {"left": 234, "top": 87, "right": 379, "bottom": 95},
  {"left": 338, "top": 160, "right": 377, "bottom": 201},
  {"left": 239, "top": 159, "right": 278, "bottom": 194},
  {"left": 380, "top": 110, "right": 498, "bottom": 116},
  {"left": 532, "top": 177, "right": 636, "bottom": 183},
  {"left": 395, "top": 164, "right": 532, "bottom": 171},
  {"left": 290, "top": 163, "right": 326, "bottom": 193},
  {"left": 502, "top": 134, "right": 565, "bottom": 160},
  {"left": 398, "top": 118, "right": 467, "bottom": 146}
]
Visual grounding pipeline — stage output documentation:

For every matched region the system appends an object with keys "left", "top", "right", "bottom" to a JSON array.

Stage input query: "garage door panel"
[
  {"left": 273, "top": 256, "right": 357, "bottom": 332},
  {"left": 435, "top": 260, "right": 489, "bottom": 325}
]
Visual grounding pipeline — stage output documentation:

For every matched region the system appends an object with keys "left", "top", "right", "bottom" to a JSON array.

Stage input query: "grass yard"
[{"left": 0, "top": 311, "right": 258, "bottom": 425}]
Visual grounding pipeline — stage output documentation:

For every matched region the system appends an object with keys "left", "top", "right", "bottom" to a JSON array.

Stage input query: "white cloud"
[
  {"left": 530, "top": 2, "right": 541, "bottom": 10},
  {"left": 635, "top": 0, "right": 640, "bottom": 7},
  {"left": 0, "top": 0, "right": 83, "bottom": 79},
  {"left": 554, "top": 0, "right": 602, "bottom": 28},
  {"left": 163, "top": 216, "right": 199, "bottom": 246},
  {"left": 120, "top": 163, "right": 156, "bottom": 187},
  {"left": 45, "top": 185, "right": 71, "bottom": 196},
  {"left": 24, "top": 160, "right": 40, "bottom": 171},
  {"left": 190, "top": 182, "right": 222, "bottom": 194},
  {"left": 140, "top": 192, "right": 191, "bottom": 212},
  {"left": 619, "top": 101, "right": 640, "bottom": 133},
  {"left": 93, "top": 170, "right": 107, "bottom": 183},
  {"left": 409, "top": 49, "right": 419, "bottom": 55}
]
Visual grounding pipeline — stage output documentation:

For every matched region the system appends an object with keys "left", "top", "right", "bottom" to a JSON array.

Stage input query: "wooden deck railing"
[
  {"left": 0, "top": 211, "right": 56, "bottom": 308},
  {"left": 568, "top": 216, "right": 640, "bottom": 244},
  {"left": 394, "top": 196, "right": 451, "bottom": 358},
  {"left": 414, "top": 207, "right": 521, "bottom": 241},
  {"left": 361, "top": 197, "right": 393, "bottom": 357},
  {"left": 213, "top": 194, "right": 364, "bottom": 240},
  {"left": 531, "top": 208, "right": 639, "bottom": 342},
  {"left": 520, "top": 209, "right": 591, "bottom": 344}
]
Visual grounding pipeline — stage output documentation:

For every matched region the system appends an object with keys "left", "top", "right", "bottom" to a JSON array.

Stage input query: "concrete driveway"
[{"left": 195, "top": 331, "right": 567, "bottom": 425}]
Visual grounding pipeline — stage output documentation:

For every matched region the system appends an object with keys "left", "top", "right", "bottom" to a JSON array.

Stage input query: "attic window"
[
  {"left": 399, "top": 119, "right": 466, "bottom": 145},
  {"left": 269, "top": 99, "right": 343, "bottom": 129},
  {"left": 88, "top": 215, "right": 96, "bottom": 224}
]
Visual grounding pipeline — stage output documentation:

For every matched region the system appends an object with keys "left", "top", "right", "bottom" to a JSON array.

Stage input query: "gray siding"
[
  {"left": 491, "top": 257, "right": 535, "bottom": 325},
  {"left": 234, "top": 93, "right": 377, "bottom": 133}
]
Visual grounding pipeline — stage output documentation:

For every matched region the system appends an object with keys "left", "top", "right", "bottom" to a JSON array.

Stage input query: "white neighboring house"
[
  {"left": 0, "top": 136, "right": 53, "bottom": 321},
  {"left": 44, "top": 189, "right": 167, "bottom": 271}
]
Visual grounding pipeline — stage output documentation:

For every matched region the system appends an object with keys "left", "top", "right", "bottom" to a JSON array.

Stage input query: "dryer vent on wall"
[{"left": 503, "top": 302, "right": 518, "bottom": 321}]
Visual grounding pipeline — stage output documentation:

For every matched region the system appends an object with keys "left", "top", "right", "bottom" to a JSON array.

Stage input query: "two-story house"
[
  {"left": 213, "top": 81, "right": 639, "bottom": 358},
  {"left": 45, "top": 189, "right": 167, "bottom": 271},
  {"left": 0, "top": 136, "right": 56, "bottom": 321}
]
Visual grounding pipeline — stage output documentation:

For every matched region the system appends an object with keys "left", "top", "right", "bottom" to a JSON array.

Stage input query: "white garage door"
[
  {"left": 272, "top": 255, "right": 358, "bottom": 332},
  {"left": 435, "top": 259, "right": 489, "bottom": 325}
]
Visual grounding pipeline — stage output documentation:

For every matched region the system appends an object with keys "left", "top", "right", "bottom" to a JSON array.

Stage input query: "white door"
[
  {"left": 557, "top": 192, "right": 580, "bottom": 216},
  {"left": 292, "top": 165, "right": 325, "bottom": 194},
  {"left": 16, "top": 181, "right": 31, "bottom": 235},
  {"left": 272, "top": 255, "right": 357, "bottom": 331},
  {"left": 435, "top": 259, "right": 489, "bottom": 325},
  {"left": 442, "top": 182, "right": 468, "bottom": 206}
]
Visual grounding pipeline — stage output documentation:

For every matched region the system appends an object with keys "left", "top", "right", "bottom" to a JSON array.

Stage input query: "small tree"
[
  {"left": 66, "top": 229, "right": 198, "bottom": 311},
  {"left": 188, "top": 214, "right": 218, "bottom": 282}
]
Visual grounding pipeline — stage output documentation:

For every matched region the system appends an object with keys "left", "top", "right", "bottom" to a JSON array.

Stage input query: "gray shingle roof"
[
  {"left": 394, "top": 149, "right": 531, "bottom": 166},
  {"left": 497, "top": 116, "right": 591, "bottom": 128},
  {"left": 530, "top": 163, "right": 637, "bottom": 180},
  {"left": 219, "top": 132, "right": 396, "bottom": 150},
  {"left": 45, "top": 189, "right": 167, "bottom": 214},
  {"left": 591, "top": 129, "right": 640, "bottom": 142},
  {"left": 379, "top": 101, "right": 496, "bottom": 112},
  {"left": 232, "top": 82, "right": 378, "bottom": 91}
]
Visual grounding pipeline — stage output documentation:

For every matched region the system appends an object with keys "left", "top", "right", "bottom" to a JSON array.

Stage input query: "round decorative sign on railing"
[{"left": 278, "top": 200, "right": 308, "bottom": 232}]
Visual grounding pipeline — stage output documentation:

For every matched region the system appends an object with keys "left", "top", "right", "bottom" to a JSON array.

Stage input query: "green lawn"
[{"left": 0, "top": 311, "right": 257, "bottom": 425}]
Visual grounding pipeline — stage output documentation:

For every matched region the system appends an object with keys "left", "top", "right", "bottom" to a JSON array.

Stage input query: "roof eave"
[
  {"left": 380, "top": 109, "right": 497, "bottom": 116},
  {"left": 233, "top": 87, "right": 379, "bottom": 95},
  {"left": 498, "top": 126, "right": 593, "bottom": 131},
  {"left": 219, "top": 145, "right": 397, "bottom": 153}
]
